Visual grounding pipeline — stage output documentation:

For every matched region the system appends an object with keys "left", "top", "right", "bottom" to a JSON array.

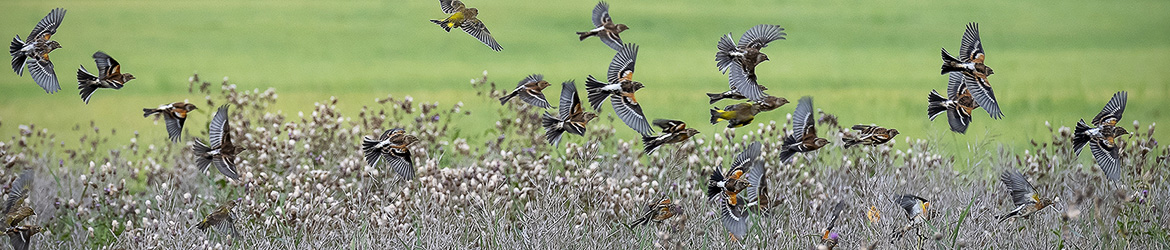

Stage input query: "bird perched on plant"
[
  {"left": 940, "top": 22, "right": 1002, "bottom": 119},
  {"left": 628, "top": 197, "right": 683, "bottom": 228},
  {"left": 715, "top": 24, "right": 786, "bottom": 82},
  {"left": 927, "top": 72, "right": 979, "bottom": 134},
  {"left": 76, "top": 51, "right": 135, "bottom": 104},
  {"left": 576, "top": 1, "right": 628, "bottom": 51},
  {"left": 585, "top": 44, "right": 652, "bottom": 136},
  {"left": 891, "top": 194, "right": 933, "bottom": 243},
  {"left": 708, "top": 141, "right": 764, "bottom": 242},
  {"left": 1072, "top": 91, "right": 1128, "bottom": 181},
  {"left": 820, "top": 201, "right": 847, "bottom": 249},
  {"left": 143, "top": 102, "right": 199, "bottom": 142},
  {"left": 195, "top": 199, "right": 240, "bottom": 238},
  {"left": 429, "top": 0, "right": 502, "bottom": 51},
  {"left": 9, "top": 8, "right": 66, "bottom": 94},
  {"left": 995, "top": 168, "right": 1056, "bottom": 222},
  {"left": 642, "top": 119, "right": 699, "bottom": 155},
  {"left": 5, "top": 225, "right": 41, "bottom": 250},
  {"left": 843, "top": 125, "right": 899, "bottom": 148},
  {"left": 193, "top": 105, "right": 243, "bottom": 181},
  {"left": 2, "top": 169, "right": 34, "bottom": 228},
  {"left": 499, "top": 74, "right": 552, "bottom": 109},
  {"left": 779, "top": 96, "right": 829, "bottom": 162},
  {"left": 362, "top": 128, "right": 420, "bottom": 180},
  {"left": 542, "top": 80, "right": 597, "bottom": 147}
]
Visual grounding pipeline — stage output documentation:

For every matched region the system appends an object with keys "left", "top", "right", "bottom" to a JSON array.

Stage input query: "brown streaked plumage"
[
  {"left": 715, "top": 24, "right": 786, "bottom": 82},
  {"left": 628, "top": 197, "right": 683, "bottom": 228},
  {"left": 996, "top": 168, "right": 1055, "bottom": 222},
  {"left": 542, "top": 80, "right": 597, "bottom": 147},
  {"left": 584, "top": 44, "right": 652, "bottom": 136},
  {"left": 10, "top": 8, "right": 66, "bottom": 94},
  {"left": 927, "top": 72, "right": 981, "bottom": 134},
  {"left": 5, "top": 225, "right": 41, "bottom": 250},
  {"left": 576, "top": 1, "right": 629, "bottom": 51},
  {"left": 779, "top": 96, "right": 829, "bottom": 162},
  {"left": 195, "top": 199, "right": 240, "bottom": 238},
  {"left": 429, "top": 0, "right": 502, "bottom": 51},
  {"left": 843, "top": 124, "right": 900, "bottom": 148},
  {"left": 1072, "top": 91, "right": 1128, "bottom": 181},
  {"left": 143, "top": 102, "right": 198, "bottom": 142},
  {"left": 641, "top": 119, "right": 700, "bottom": 155},
  {"left": 193, "top": 105, "right": 244, "bottom": 181},
  {"left": 362, "top": 128, "right": 421, "bottom": 180},
  {"left": 499, "top": 74, "right": 552, "bottom": 109},
  {"left": 707, "top": 142, "right": 764, "bottom": 241},
  {"left": 77, "top": 51, "right": 135, "bottom": 104}
]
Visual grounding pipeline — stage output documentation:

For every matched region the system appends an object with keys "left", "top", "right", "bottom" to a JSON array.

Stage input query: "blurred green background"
[{"left": 1, "top": 0, "right": 1167, "bottom": 159}]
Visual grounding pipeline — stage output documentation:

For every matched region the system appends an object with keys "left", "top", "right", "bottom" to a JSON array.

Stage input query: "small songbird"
[
  {"left": 5, "top": 225, "right": 41, "bottom": 250},
  {"left": 940, "top": 22, "right": 1002, "bottom": 119},
  {"left": 706, "top": 90, "right": 748, "bottom": 104},
  {"left": 725, "top": 61, "right": 774, "bottom": 102},
  {"left": 641, "top": 119, "right": 700, "bottom": 155},
  {"left": 891, "top": 194, "right": 933, "bottom": 243},
  {"left": 779, "top": 96, "right": 830, "bottom": 162},
  {"left": 584, "top": 44, "right": 653, "bottom": 136},
  {"left": 821, "top": 201, "right": 847, "bottom": 249},
  {"left": 499, "top": 74, "right": 552, "bottom": 108},
  {"left": 628, "top": 197, "right": 683, "bottom": 228},
  {"left": 541, "top": 80, "right": 598, "bottom": 146},
  {"left": 9, "top": 8, "right": 66, "bottom": 94},
  {"left": 361, "top": 128, "right": 420, "bottom": 180},
  {"left": 195, "top": 199, "right": 240, "bottom": 238},
  {"left": 430, "top": 0, "right": 502, "bottom": 51},
  {"left": 995, "top": 168, "right": 1056, "bottom": 222},
  {"left": 76, "top": 51, "right": 135, "bottom": 104},
  {"left": 715, "top": 24, "right": 786, "bottom": 82},
  {"left": 576, "top": 1, "right": 629, "bottom": 51},
  {"left": 710, "top": 102, "right": 762, "bottom": 128},
  {"left": 193, "top": 105, "right": 244, "bottom": 181},
  {"left": 143, "top": 102, "right": 199, "bottom": 142},
  {"left": 2, "top": 169, "right": 34, "bottom": 228},
  {"left": 927, "top": 72, "right": 980, "bottom": 134},
  {"left": 843, "top": 124, "right": 899, "bottom": 148},
  {"left": 1072, "top": 91, "right": 1128, "bottom": 181},
  {"left": 707, "top": 141, "right": 764, "bottom": 242}
]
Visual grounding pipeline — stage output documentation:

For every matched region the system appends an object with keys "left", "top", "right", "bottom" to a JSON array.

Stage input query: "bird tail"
[
  {"left": 430, "top": 19, "right": 453, "bottom": 32},
  {"left": 778, "top": 135, "right": 799, "bottom": 162},
  {"left": 927, "top": 90, "right": 948, "bottom": 121},
  {"left": 576, "top": 31, "right": 596, "bottom": 41},
  {"left": 706, "top": 170, "right": 725, "bottom": 199},
  {"left": 541, "top": 112, "right": 566, "bottom": 147},
  {"left": 192, "top": 139, "right": 214, "bottom": 172},
  {"left": 10, "top": 36, "right": 25, "bottom": 76},
  {"left": 77, "top": 66, "right": 100, "bottom": 104},
  {"left": 1072, "top": 119, "right": 1091, "bottom": 156},
  {"left": 642, "top": 135, "right": 662, "bottom": 155},
  {"left": 361, "top": 137, "right": 381, "bottom": 166},
  {"left": 995, "top": 212, "right": 1015, "bottom": 223},
  {"left": 709, "top": 108, "right": 725, "bottom": 124},
  {"left": 627, "top": 217, "right": 649, "bottom": 228},
  {"left": 707, "top": 93, "right": 725, "bottom": 104},
  {"left": 498, "top": 91, "right": 519, "bottom": 105},
  {"left": 940, "top": 48, "right": 965, "bottom": 74},
  {"left": 715, "top": 33, "right": 737, "bottom": 73},
  {"left": 583, "top": 76, "right": 610, "bottom": 111},
  {"left": 842, "top": 137, "right": 861, "bottom": 149},
  {"left": 143, "top": 108, "right": 161, "bottom": 118}
]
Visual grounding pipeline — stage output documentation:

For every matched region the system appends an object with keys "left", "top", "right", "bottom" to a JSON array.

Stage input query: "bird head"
[
  {"left": 615, "top": 24, "right": 630, "bottom": 32},
  {"left": 684, "top": 128, "right": 700, "bottom": 137},
  {"left": 404, "top": 135, "right": 421, "bottom": 146},
  {"left": 814, "top": 138, "right": 831, "bottom": 148},
  {"left": 183, "top": 103, "right": 199, "bottom": 112},
  {"left": 122, "top": 73, "right": 137, "bottom": 82},
  {"left": 47, "top": 41, "right": 62, "bottom": 50},
  {"left": 582, "top": 112, "right": 598, "bottom": 122},
  {"left": 756, "top": 53, "right": 770, "bottom": 62},
  {"left": 1112, "top": 126, "right": 1130, "bottom": 136},
  {"left": 536, "top": 80, "right": 551, "bottom": 89},
  {"left": 888, "top": 129, "right": 900, "bottom": 137}
]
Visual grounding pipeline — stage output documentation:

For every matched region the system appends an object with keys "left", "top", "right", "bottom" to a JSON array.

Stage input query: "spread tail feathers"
[
  {"left": 709, "top": 109, "right": 724, "bottom": 124},
  {"left": 10, "top": 36, "right": 25, "bottom": 75},
  {"left": 576, "top": 31, "right": 595, "bottom": 41},
  {"left": 583, "top": 77, "right": 610, "bottom": 111},
  {"left": 927, "top": 90, "right": 947, "bottom": 121},
  {"left": 430, "top": 20, "right": 452, "bottom": 32},
  {"left": 192, "top": 140, "right": 214, "bottom": 172},
  {"left": 77, "top": 67, "right": 99, "bottom": 104},
  {"left": 541, "top": 113, "right": 566, "bottom": 147},
  {"left": 1072, "top": 120, "right": 1091, "bottom": 156},
  {"left": 940, "top": 48, "right": 965, "bottom": 74},
  {"left": 707, "top": 93, "right": 724, "bottom": 104},
  {"left": 642, "top": 136, "right": 663, "bottom": 155}
]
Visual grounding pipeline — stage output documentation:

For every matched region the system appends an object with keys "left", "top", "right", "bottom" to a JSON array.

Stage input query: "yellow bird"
[{"left": 430, "top": 0, "right": 502, "bottom": 51}]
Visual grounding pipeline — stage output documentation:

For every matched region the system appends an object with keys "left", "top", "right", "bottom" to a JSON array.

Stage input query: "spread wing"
[
  {"left": 386, "top": 152, "right": 416, "bottom": 180},
  {"left": 607, "top": 44, "right": 638, "bottom": 83},
  {"left": 1091, "top": 91, "right": 1126, "bottom": 127},
  {"left": 558, "top": 80, "right": 579, "bottom": 119},
  {"left": 740, "top": 142, "right": 765, "bottom": 204},
  {"left": 1089, "top": 139, "right": 1122, "bottom": 181},
  {"left": 438, "top": 0, "right": 464, "bottom": 14},
  {"left": 959, "top": 22, "right": 984, "bottom": 63},
  {"left": 652, "top": 119, "right": 685, "bottom": 132},
  {"left": 590, "top": 1, "right": 611, "bottom": 27},
  {"left": 26, "top": 58, "right": 59, "bottom": 93},
  {"left": 789, "top": 96, "right": 815, "bottom": 140},
  {"left": 1000, "top": 168, "right": 1038, "bottom": 206},
  {"left": 963, "top": 75, "right": 1003, "bottom": 119},
  {"left": 28, "top": 8, "right": 66, "bottom": 41},
  {"left": 209, "top": 105, "right": 230, "bottom": 148},
  {"left": 610, "top": 95, "right": 653, "bottom": 136},
  {"left": 461, "top": 20, "right": 503, "bottom": 52},
  {"left": 738, "top": 24, "right": 786, "bottom": 49},
  {"left": 728, "top": 61, "right": 767, "bottom": 102}
]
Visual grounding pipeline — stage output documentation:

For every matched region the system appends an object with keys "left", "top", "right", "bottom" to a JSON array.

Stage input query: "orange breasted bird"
[
  {"left": 499, "top": 74, "right": 552, "bottom": 109},
  {"left": 584, "top": 44, "right": 653, "bottom": 136},
  {"left": 10, "top": 8, "right": 66, "bottom": 94},
  {"left": 541, "top": 80, "right": 598, "bottom": 147},
  {"left": 927, "top": 72, "right": 981, "bottom": 134},
  {"left": 628, "top": 197, "right": 683, "bottom": 228},
  {"left": 995, "top": 168, "right": 1056, "bottom": 222},
  {"left": 707, "top": 141, "right": 765, "bottom": 241},
  {"left": 1072, "top": 91, "right": 1128, "bottom": 181},
  {"left": 576, "top": 1, "right": 629, "bottom": 51},
  {"left": 430, "top": 0, "right": 502, "bottom": 51},
  {"left": 641, "top": 119, "right": 699, "bottom": 155},
  {"left": 779, "top": 96, "right": 829, "bottom": 162},
  {"left": 843, "top": 125, "right": 899, "bottom": 148},
  {"left": 193, "top": 105, "right": 244, "bottom": 181},
  {"left": 940, "top": 22, "right": 1002, "bottom": 119},
  {"left": 143, "top": 102, "right": 199, "bottom": 143},
  {"left": 77, "top": 51, "right": 135, "bottom": 104},
  {"left": 362, "top": 128, "right": 420, "bottom": 180}
]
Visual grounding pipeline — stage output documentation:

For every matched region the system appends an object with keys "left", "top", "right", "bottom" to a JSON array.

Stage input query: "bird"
[
  {"left": 429, "top": 0, "right": 502, "bottom": 51},
  {"left": 5, "top": 225, "right": 41, "bottom": 250},
  {"left": 361, "top": 128, "right": 420, "bottom": 180},
  {"left": 715, "top": 24, "right": 786, "bottom": 82},
  {"left": 499, "top": 74, "right": 552, "bottom": 109},
  {"left": 707, "top": 141, "right": 764, "bottom": 242},
  {"left": 195, "top": 199, "right": 240, "bottom": 238},
  {"left": 76, "top": 51, "right": 135, "bottom": 104},
  {"left": 779, "top": 96, "right": 829, "bottom": 162},
  {"left": 865, "top": 205, "right": 881, "bottom": 224},
  {"left": 628, "top": 197, "right": 683, "bottom": 228},
  {"left": 891, "top": 194, "right": 933, "bottom": 243},
  {"left": 927, "top": 72, "right": 979, "bottom": 134},
  {"left": 541, "top": 80, "right": 598, "bottom": 147},
  {"left": 192, "top": 105, "right": 244, "bottom": 181},
  {"left": 641, "top": 119, "right": 700, "bottom": 155},
  {"left": 842, "top": 124, "right": 899, "bottom": 148},
  {"left": 710, "top": 102, "right": 762, "bottom": 128},
  {"left": 2, "top": 169, "right": 34, "bottom": 228},
  {"left": 143, "top": 102, "right": 199, "bottom": 143},
  {"left": 9, "top": 8, "right": 66, "bottom": 94},
  {"left": 705, "top": 90, "right": 748, "bottom": 104},
  {"left": 995, "top": 168, "right": 1056, "bottom": 222},
  {"left": 584, "top": 44, "right": 653, "bottom": 136},
  {"left": 1072, "top": 91, "right": 1128, "bottom": 181},
  {"left": 821, "top": 201, "right": 847, "bottom": 249},
  {"left": 940, "top": 22, "right": 1002, "bottom": 119},
  {"left": 576, "top": 1, "right": 629, "bottom": 51}
]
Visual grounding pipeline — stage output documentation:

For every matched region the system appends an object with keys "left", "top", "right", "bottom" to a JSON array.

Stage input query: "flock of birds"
[{"left": 2, "top": 0, "right": 1137, "bottom": 247}]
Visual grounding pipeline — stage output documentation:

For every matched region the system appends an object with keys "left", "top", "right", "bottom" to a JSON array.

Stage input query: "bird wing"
[
  {"left": 946, "top": 72, "right": 966, "bottom": 99},
  {"left": 959, "top": 22, "right": 984, "bottom": 63},
  {"left": 386, "top": 151, "right": 416, "bottom": 180},
  {"left": 2, "top": 170, "right": 33, "bottom": 214},
  {"left": 26, "top": 57, "right": 59, "bottom": 93},
  {"left": 438, "top": 0, "right": 464, "bottom": 14},
  {"left": 28, "top": 8, "right": 66, "bottom": 41},
  {"left": 461, "top": 20, "right": 502, "bottom": 51},
  {"left": 720, "top": 199, "right": 749, "bottom": 240},
  {"left": 963, "top": 74, "right": 1003, "bottom": 119},
  {"left": 164, "top": 114, "right": 184, "bottom": 142},
  {"left": 558, "top": 80, "right": 580, "bottom": 119},
  {"left": 209, "top": 105, "right": 230, "bottom": 148},
  {"left": 607, "top": 44, "right": 638, "bottom": 83},
  {"left": 738, "top": 24, "right": 786, "bottom": 49},
  {"left": 591, "top": 1, "right": 611, "bottom": 27},
  {"left": 519, "top": 90, "right": 552, "bottom": 109},
  {"left": 1092, "top": 91, "right": 1126, "bottom": 127},
  {"left": 1000, "top": 168, "right": 1038, "bottom": 206},
  {"left": 212, "top": 156, "right": 240, "bottom": 181},
  {"left": 610, "top": 95, "right": 653, "bottom": 136},
  {"left": 789, "top": 96, "right": 815, "bottom": 140},
  {"left": 741, "top": 142, "right": 765, "bottom": 204},
  {"left": 652, "top": 119, "right": 685, "bottom": 132},
  {"left": 895, "top": 195, "right": 927, "bottom": 218},
  {"left": 92, "top": 51, "right": 119, "bottom": 78},
  {"left": 1089, "top": 138, "right": 1122, "bottom": 181},
  {"left": 728, "top": 61, "right": 767, "bottom": 102}
]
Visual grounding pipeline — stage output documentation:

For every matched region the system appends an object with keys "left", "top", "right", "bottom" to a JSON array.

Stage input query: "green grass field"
[{"left": 2, "top": 0, "right": 1168, "bottom": 155}]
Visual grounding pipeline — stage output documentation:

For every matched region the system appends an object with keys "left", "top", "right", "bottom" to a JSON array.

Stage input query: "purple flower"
[
  {"left": 829, "top": 232, "right": 839, "bottom": 239},
  {"left": 432, "top": 115, "right": 441, "bottom": 122},
  {"left": 523, "top": 147, "right": 535, "bottom": 154}
]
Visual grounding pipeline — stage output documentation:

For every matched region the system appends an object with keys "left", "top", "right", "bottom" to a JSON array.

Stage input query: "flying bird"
[
  {"left": 707, "top": 141, "right": 764, "bottom": 242},
  {"left": 628, "top": 197, "right": 682, "bottom": 228},
  {"left": 641, "top": 119, "right": 699, "bottom": 155},
  {"left": 940, "top": 22, "right": 1002, "bottom": 119},
  {"left": 195, "top": 199, "right": 240, "bottom": 238},
  {"left": 576, "top": 1, "right": 629, "bottom": 51},
  {"left": 779, "top": 96, "right": 829, "bottom": 162},
  {"left": 362, "top": 128, "right": 420, "bottom": 180},
  {"left": 541, "top": 80, "right": 597, "bottom": 147},
  {"left": 715, "top": 24, "right": 786, "bottom": 82},
  {"left": 842, "top": 125, "right": 899, "bottom": 148},
  {"left": 143, "top": 102, "right": 199, "bottom": 142},
  {"left": 927, "top": 72, "right": 980, "bottom": 134},
  {"left": 77, "top": 51, "right": 135, "bottom": 104},
  {"left": 2, "top": 169, "right": 34, "bottom": 228},
  {"left": 584, "top": 44, "right": 653, "bottom": 136},
  {"left": 1072, "top": 91, "right": 1129, "bottom": 181},
  {"left": 4, "top": 225, "right": 41, "bottom": 250},
  {"left": 499, "top": 74, "right": 552, "bottom": 109},
  {"left": 430, "top": 0, "right": 502, "bottom": 51},
  {"left": 995, "top": 168, "right": 1055, "bottom": 222},
  {"left": 193, "top": 105, "right": 244, "bottom": 181},
  {"left": 820, "top": 201, "right": 847, "bottom": 249},
  {"left": 891, "top": 194, "right": 933, "bottom": 243},
  {"left": 9, "top": 8, "right": 66, "bottom": 94}
]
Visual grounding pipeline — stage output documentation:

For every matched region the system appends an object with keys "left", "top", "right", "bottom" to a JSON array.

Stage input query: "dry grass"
[{"left": 0, "top": 73, "right": 1166, "bottom": 249}]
